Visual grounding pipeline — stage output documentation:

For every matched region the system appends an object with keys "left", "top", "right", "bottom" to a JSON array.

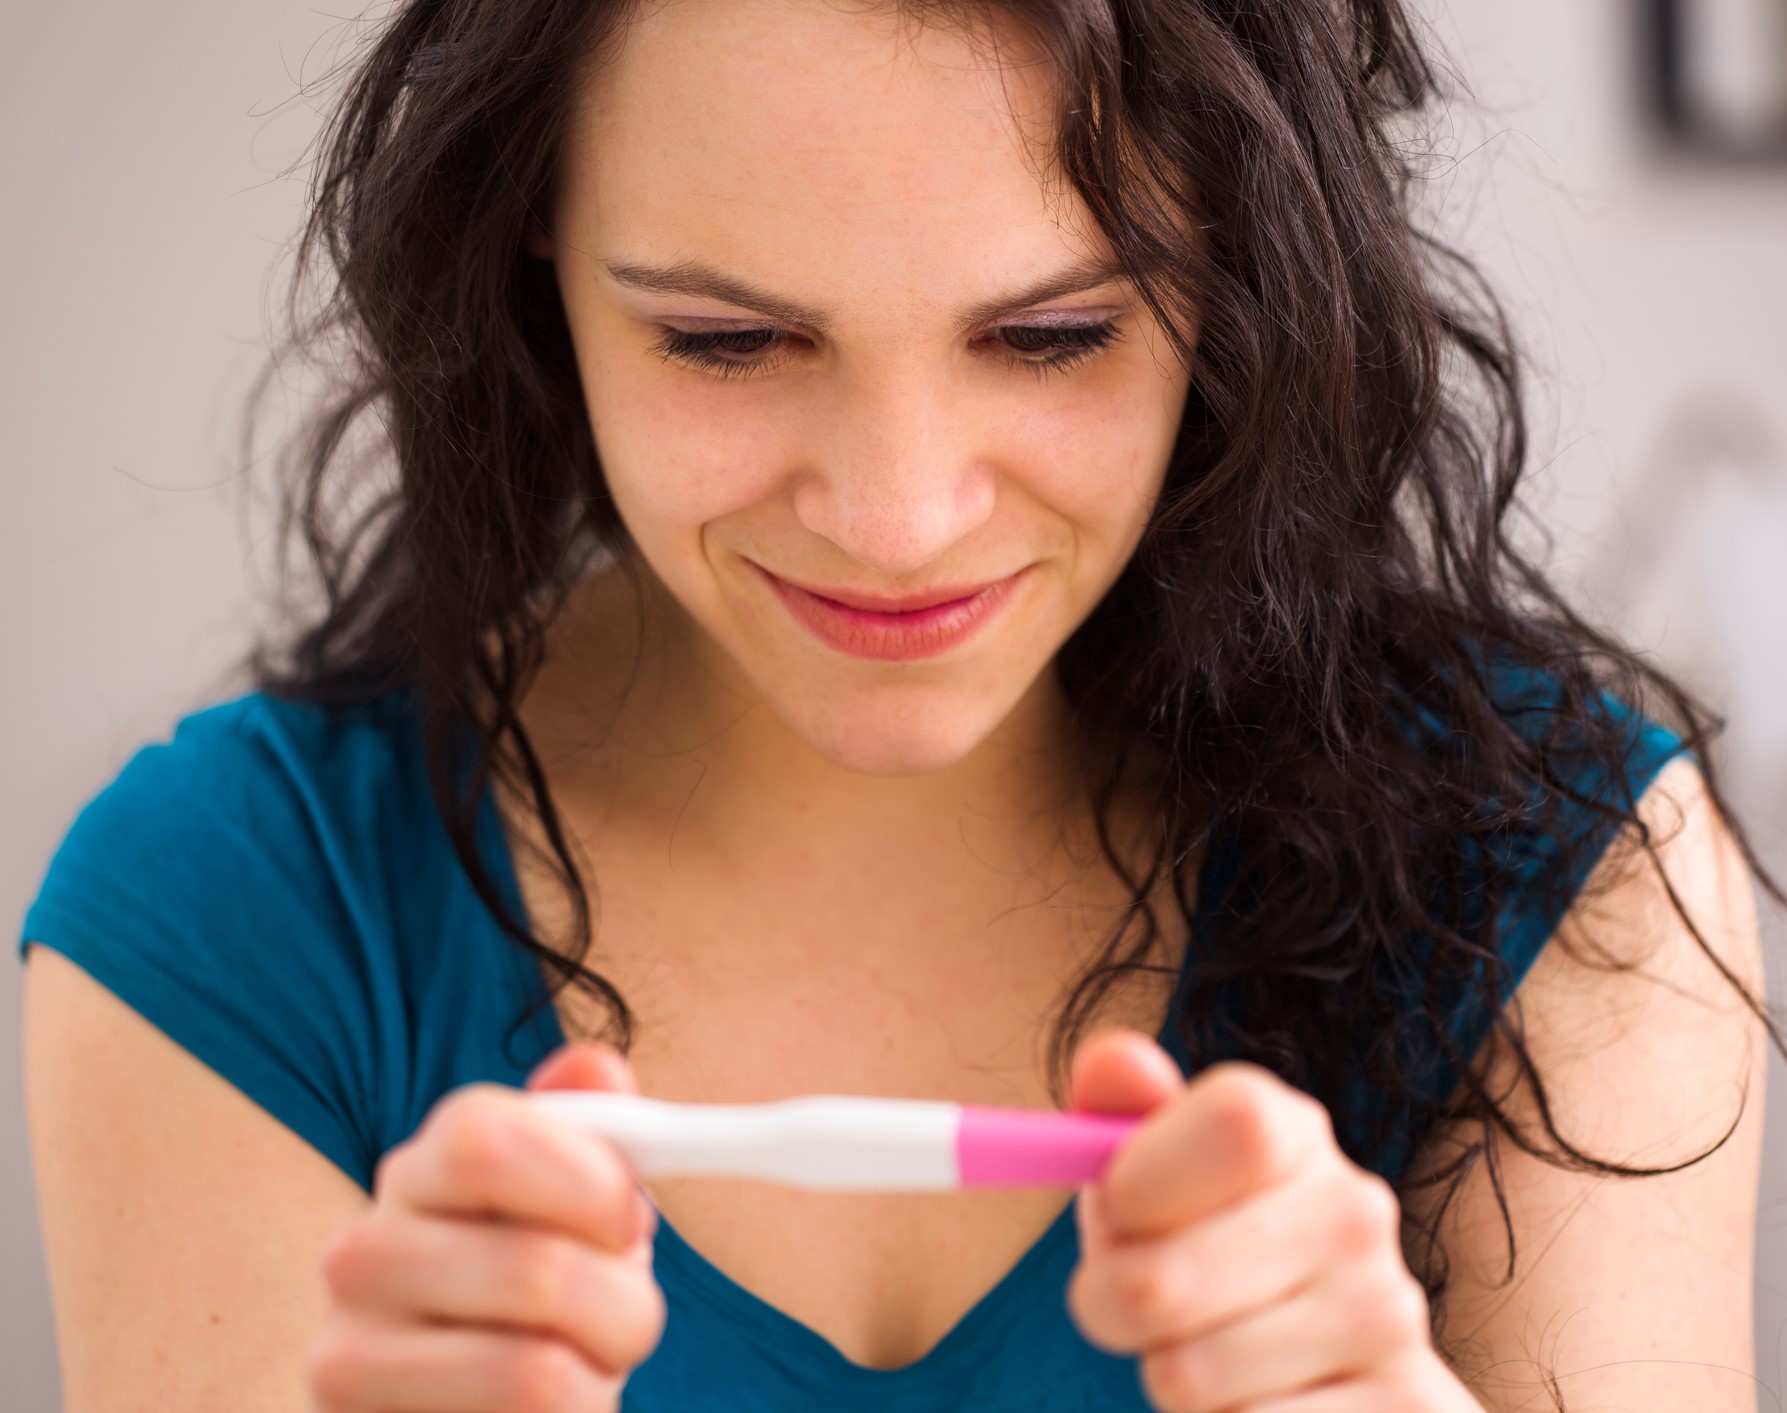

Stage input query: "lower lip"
[{"left": 755, "top": 564, "right": 1028, "bottom": 662}]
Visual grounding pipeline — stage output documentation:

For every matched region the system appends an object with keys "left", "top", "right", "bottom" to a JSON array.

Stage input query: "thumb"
[
  {"left": 1068, "top": 1027, "right": 1183, "bottom": 1117},
  {"left": 525, "top": 1040, "right": 640, "bottom": 1095}
]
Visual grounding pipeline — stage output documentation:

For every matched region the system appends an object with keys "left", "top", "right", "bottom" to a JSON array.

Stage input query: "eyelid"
[
  {"left": 649, "top": 305, "right": 1125, "bottom": 337},
  {"left": 988, "top": 306, "right": 1125, "bottom": 328},
  {"left": 648, "top": 316, "right": 1124, "bottom": 386}
]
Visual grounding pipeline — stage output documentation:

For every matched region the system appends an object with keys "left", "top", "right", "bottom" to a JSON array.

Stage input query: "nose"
[{"left": 791, "top": 369, "right": 996, "bottom": 576}]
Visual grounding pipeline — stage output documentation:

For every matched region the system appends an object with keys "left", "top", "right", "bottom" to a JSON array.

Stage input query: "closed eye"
[{"left": 646, "top": 319, "right": 1126, "bottom": 383}]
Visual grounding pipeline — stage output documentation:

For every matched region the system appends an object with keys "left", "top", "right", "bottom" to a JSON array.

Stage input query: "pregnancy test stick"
[{"left": 528, "top": 1092, "right": 1143, "bottom": 1190}]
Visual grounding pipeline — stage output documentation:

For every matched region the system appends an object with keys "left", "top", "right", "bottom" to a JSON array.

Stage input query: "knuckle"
[
  {"left": 574, "top": 1146, "right": 636, "bottom": 1227},
  {"left": 1204, "top": 1066, "right": 1280, "bottom": 1172},
  {"left": 437, "top": 1098, "right": 517, "bottom": 1191},
  {"left": 1113, "top": 1256, "right": 1173, "bottom": 1332},
  {"left": 371, "top": 1143, "right": 410, "bottom": 1200},
  {"left": 318, "top": 1221, "right": 376, "bottom": 1299},
  {"left": 507, "top": 1233, "right": 580, "bottom": 1316},
  {"left": 614, "top": 1268, "right": 671, "bottom": 1367},
  {"left": 1065, "top": 1264, "right": 1129, "bottom": 1353},
  {"left": 1201, "top": 1064, "right": 1334, "bottom": 1180},
  {"left": 1339, "top": 1281, "right": 1398, "bottom": 1350},
  {"left": 1063, "top": 1265, "right": 1094, "bottom": 1332},
  {"left": 1342, "top": 1266, "right": 1427, "bottom": 1353},
  {"left": 1140, "top": 1342, "right": 1212, "bottom": 1412},
  {"left": 1383, "top": 1268, "right": 1432, "bottom": 1342},
  {"left": 502, "top": 1340, "right": 591, "bottom": 1413},
  {"left": 1299, "top": 1090, "right": 1336, "bottom": 1141},
  {"left": 1363, "top": 1173, "right": 1403, "bottom": 1229},
  {"left": 637, "top": 1268, "right": 670, "bottom": 1349},
  {"left": 1333, "top": 1173, "right": 1400, "bottom": 1255},
  {"left": 1375, "top": 1355, "right": 1443, "bottom": 1413},
  {"left": 304, "top": 1324, "right": 368, "bottom": 1406},
  {"left": 597, "top": 1146, "right": 651, "bottom": 1218}
]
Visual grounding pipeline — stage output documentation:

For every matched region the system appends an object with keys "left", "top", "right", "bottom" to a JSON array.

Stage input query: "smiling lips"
[{"left": 751, "top": 562, "right": 1029, "bottom": 661}]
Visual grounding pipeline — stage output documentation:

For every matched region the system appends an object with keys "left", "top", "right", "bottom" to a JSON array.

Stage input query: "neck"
[{"left": 499, "top": 552, "right": 1130, "bottom": 881}]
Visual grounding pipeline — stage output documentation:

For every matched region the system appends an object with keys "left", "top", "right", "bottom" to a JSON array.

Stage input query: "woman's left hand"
[{"left": 1065, "top": 1030, "right": 1483, "bottom": 1412}]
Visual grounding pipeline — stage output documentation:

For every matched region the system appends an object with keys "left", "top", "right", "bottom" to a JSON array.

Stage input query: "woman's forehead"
[
  {"left": 554, "top": 0, "right": 1100, "bottom": 314},
  {"left": 563, "top": 0, "right": 1068, "bottom": 218}
]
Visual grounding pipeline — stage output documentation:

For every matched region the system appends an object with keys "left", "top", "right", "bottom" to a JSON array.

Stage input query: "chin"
[{"left": 778, "top": 690, "right": 1011, "bottom": 777}]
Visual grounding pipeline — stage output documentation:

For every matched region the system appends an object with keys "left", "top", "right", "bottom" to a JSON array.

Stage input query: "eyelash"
[{"left": 646, "top": 320, "right": 1125, "bottom": 383}]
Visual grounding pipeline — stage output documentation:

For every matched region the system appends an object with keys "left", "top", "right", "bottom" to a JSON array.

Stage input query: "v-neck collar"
[{"left": 474, "top": 774, "right": 1239, "bottom": 1389}]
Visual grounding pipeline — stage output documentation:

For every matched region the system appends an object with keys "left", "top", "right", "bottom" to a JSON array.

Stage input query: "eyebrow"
[{"left": 601, "top": 252, "right": 1132, "bottom": 338}]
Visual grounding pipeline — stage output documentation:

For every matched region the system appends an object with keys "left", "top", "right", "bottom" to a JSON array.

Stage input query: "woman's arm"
[
  {"left": 22, "top": 945, "right": 372, "bottom": 1413},
  {"left": 1405, "top": 753, "right": 1767, "bottom": 1411}
]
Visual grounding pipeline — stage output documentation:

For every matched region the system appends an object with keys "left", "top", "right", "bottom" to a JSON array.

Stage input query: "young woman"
[{"left": 19, "top": 0, "right": 1777, "bottom": 1409}]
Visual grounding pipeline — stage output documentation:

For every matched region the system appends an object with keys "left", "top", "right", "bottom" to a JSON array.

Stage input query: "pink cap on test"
[{"left": 955, "top": 1106, "right": 1145, "bottom": 1187}]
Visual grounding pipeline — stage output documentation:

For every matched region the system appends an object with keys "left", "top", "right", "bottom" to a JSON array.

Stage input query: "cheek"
[
  {"left": 1007, "top": 376, "right": 1180, "bottom": 546},
  {"left": 585, "top": 372, "right": 792, "bottom": 536}
]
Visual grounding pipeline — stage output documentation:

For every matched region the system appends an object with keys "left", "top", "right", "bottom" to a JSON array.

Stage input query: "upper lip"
[{"left": 756, "top": 563, "right": 1020, "bottom": 614}]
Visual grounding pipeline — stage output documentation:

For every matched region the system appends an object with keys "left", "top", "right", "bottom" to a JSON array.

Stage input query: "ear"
[{"left": 524, "top": 212, "right": 555, "bottom": 260}]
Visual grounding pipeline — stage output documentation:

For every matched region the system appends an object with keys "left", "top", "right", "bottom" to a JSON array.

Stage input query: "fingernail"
[{"left": 634, "top": 1185, "right": 658, "bottom": 1240}]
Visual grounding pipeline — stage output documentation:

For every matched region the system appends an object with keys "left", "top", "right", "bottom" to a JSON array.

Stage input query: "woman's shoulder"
[
  {"left": 19, "top": 677, "right": 431, "bottom": 976},
  {"left": 1456, "top": 652, "right": 1695, "bottom": 906},
  {"left": 17, "top": 683, "right": 468, "bottom": 1190},
  {"left": 1385, "top": 643, "right": 1697, "bottom": 903},
  {"left": 20, "top": 685, "right": 442, "bottom": 931},
  {"left": 1356, "top": 647, "right": 1706, "bottom": 1173},
  {"left": 1399, "top": 643, "right": 1694, "bottom": 776},
  {"left": 146, "top": 684, "right": 430, "bottom": 811}
]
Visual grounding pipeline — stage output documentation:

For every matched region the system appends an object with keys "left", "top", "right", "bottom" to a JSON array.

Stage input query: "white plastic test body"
[{"left": 528, "top": 1090, "right": 1144, "bottom": 1191}]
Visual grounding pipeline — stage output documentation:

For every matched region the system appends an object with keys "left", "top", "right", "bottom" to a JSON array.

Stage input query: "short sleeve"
[
  {"left": 1458, "top": 671, "right": 1694, "bottom": 1028},
  {"left": 18, "top": 698, "right": 384, "bottom": 1190},
  {"left": 1376, "top": 668, "right": 1700, "bottom": 1177}
]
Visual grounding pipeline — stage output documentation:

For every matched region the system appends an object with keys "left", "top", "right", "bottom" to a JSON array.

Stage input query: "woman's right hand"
[{"left": 306, "top": 1042, "right": 667, "bottom": 1412}]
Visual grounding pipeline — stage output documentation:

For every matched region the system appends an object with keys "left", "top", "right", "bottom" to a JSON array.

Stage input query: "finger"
[
  {"left": 1133, "top": 1258, "right": 1430, "bottom": 1413},
  {"left": 1069, "top": 1028, "right": 1186, "bottom": 1117},
  {"left": 1070, "top": 1161, "right": 1397, "bottom": 1349},
  {"left": 1227, "top": 1352, "right": 1456, "bottom": 1413},
  {"left": 1100, "top": 1062, "right": 1332, "bottom": 1239},
  {"left": 376, "top": 1084, "right": 644, "bottom": 1255},
  {"left": 321, "top": 1209, "right": 665, "bottom": 1378},
  {"left": 308, "top": 1312, "right": 625, "bottom": 1413},
  {"left": 527, "top": 1041, "right": 640, "bottom": 1096},
  {"left": 527, "top": 1044, "right": 660, "bottom": 1241}
]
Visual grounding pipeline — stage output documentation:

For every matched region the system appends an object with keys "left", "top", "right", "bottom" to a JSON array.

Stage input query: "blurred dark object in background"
[{"left": 1643, "top": 0, "right": 1787, "bottom": 159}]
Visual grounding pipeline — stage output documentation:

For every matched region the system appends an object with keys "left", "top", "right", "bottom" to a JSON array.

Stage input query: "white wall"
[
  {"left": 4, "top": 2, "right": 1785, "bottom": 1409},
  {"left": 3, "top": 7, "right": 349, "bottom": 1408},
  {"left": 1407, "top": 0, "right": 1787, "bottom": 1392}
]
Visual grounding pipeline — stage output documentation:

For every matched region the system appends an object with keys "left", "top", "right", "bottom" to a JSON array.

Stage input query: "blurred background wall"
[{"left": 3, "top": 1, "right": 1785, "bottom": 1408}]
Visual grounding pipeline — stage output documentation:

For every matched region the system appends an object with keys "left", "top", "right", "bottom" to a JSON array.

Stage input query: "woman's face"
[{"left": 535, "top": 0, "right": 1193, "bottom": 777}]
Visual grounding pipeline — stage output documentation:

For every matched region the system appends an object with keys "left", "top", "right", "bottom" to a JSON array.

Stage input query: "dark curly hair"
[{"left": 236, "top": 0, "right": 1785, "bottom": 1380}]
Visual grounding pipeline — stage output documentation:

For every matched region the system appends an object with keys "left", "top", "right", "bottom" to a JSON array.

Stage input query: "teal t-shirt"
[{"left": 17, "top": 674, "right": 1693, "bottom": 1410}]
